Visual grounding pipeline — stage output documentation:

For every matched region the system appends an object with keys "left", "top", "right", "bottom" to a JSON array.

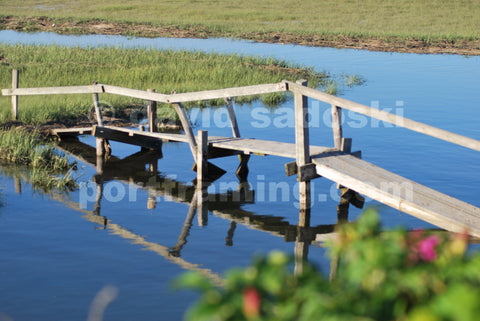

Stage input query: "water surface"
[{"left": 0, "top": 30, "right": 479, "bottom": 321}]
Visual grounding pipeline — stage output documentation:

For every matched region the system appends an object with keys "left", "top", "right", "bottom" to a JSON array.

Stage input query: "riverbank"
[{"left": 1, "top": 12, "right": 479, "bottom": 56}]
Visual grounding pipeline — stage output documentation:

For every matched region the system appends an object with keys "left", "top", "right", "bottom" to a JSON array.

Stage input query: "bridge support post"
[
  {"left": 294, "top": 79, "right": 312, "bottom": 213},
  {"left": 11, "top": 69, "right": 19, "bottom": 120},
  {"left": 197, "top": 130, "right": 208, "bottom": 187},
  {"left": 147, "top": 88, "right": 158, "bottom": 133}
]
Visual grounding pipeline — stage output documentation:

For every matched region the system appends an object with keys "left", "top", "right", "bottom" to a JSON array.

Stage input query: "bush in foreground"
[{"left": 177, "top": 209, "right": 479, "bottom": 321}]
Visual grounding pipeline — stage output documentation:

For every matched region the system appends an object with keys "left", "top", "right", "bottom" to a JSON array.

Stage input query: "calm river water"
[{"left": 0, "top": 30, "right": 479, "bottom": 321}]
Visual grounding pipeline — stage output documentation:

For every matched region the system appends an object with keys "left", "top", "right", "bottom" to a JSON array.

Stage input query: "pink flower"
[
  {"left": 417, "top": 235, "right": 440, "bottom": 262},
  {"left": 243, "top": 286, "right": 261, "bottom": 319}
]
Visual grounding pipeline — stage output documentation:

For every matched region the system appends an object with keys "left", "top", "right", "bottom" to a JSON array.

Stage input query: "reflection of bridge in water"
[{"left": 56, "top": 137, "right": 360, "bottom": 276}]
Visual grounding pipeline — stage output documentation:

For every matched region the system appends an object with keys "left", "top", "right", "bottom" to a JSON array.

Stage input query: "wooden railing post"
[
  {"left": 225, "top": 97, "right": 250, "bottom": 181},
  {"left": 11, "top": 69, "right": 19, "bottom": 120},
  {"left": 172, "top": 102, "right": 198, "bottom": 161},
  {"left": 331, "top": 105, "right": 343, "bottom": 150},
  {"left": 294, "top": 79, "right": 311, "bottom": 212},
  {"left": 92, "top": 85, "right": 106, "bottom": 157},
  {"left": 225, "top": 97, "right": 240, "bottom": 138},
  {"left": 147, "top": 88, "right": 157, "bottom": 132}
]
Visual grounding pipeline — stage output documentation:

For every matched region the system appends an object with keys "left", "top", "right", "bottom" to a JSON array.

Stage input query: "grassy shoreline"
[
  {"left": 0, "top": 44, "right": 362, "bottom": 125},
  {"left": 0, "top": 128, "right": 77, "bottom": 191},
  {"left": 1, "top": 0, "right": 480, "bottom": 56}
]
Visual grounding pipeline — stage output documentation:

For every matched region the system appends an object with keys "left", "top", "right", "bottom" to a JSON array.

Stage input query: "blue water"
[{"left": 0, "top": 30, "right": 479, "bottom": 320}]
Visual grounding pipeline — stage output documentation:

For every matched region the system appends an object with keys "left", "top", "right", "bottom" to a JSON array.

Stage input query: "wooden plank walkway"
[
  {"left": 91, "top": 125, "right": 336, "bottom": 158},
  {"left": 313, "top": 153, "right": 480, "bottom": 236}
]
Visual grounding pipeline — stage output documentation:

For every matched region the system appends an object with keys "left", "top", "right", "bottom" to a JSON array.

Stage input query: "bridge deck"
[
  {"left": 313, "top": 153, "right": 480, "bottom": 237},
  {"left": 88, "top": 126, "right": 336, "bottom": 158}
]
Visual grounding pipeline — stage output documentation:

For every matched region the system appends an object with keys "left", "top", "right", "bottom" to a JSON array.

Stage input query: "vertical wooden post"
[
  {"left": 93, "top": 92, "right": 106, "bottom": 157},
  {"left": 11, "top": 69, "right": 19, "bottom": 120},
  {"left": 294, "top": 79, "right": 311, "bottom": 211},
  {"left": 331, "top": 105, "right": 343, "bottom": 150},
  {"left": 197, "top": 130, "right": 208, "bottom": 187},
  {"left": 147, "top": 89, "right": 157, "bottom": 133},
  {"left": 196, "top": 130, "right": 209, "bottom": 226}
]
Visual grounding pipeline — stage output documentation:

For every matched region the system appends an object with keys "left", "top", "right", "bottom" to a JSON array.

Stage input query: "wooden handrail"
[
  {"left": 285, "top": 80, "right": 480, "bottom": 152},
  {"left": 1, "top": 71, "right": 479, "bottom": 152}
]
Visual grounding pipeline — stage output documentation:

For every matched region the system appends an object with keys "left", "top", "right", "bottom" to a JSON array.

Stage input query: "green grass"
[
  {"left": 0, "top": 44, "right": 361, "bottom": 124},
  {"left": 0, "top": 128, "right": 77, "bottom": 191},
  {"left": 1, "top": 0, "right": 479, "bottom": 43}
]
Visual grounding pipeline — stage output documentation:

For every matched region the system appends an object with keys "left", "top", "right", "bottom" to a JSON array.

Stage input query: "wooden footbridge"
[{"left": 3, "top": 69, "right": 480, "bottom": 237}]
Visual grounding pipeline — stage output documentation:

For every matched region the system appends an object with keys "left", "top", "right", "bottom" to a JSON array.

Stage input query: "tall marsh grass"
[
  {"left": 0, "top": 44, "right": 361, "bottom": 124},
  {"left": 0, "top": 128, "right": 77, "bottom": 191}
]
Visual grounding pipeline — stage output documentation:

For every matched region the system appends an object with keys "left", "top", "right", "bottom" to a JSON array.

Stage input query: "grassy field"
[
  {"left": 1, "top": 0, "right": 479, "bottom": 51},
  {"left": 0, "top": 44, "right": 361, "bottom": 124}
]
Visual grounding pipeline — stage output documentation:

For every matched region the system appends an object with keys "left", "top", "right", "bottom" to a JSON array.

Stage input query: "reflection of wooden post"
[
  {"left": 294, "top": 209, "right": 311, "bottom": 276},
  {"left": 147, "top": 191, "right": 157, "bottom": 210},
  {"left": 225, "top": 221, "right": 237, "bottom": 246},
  {"left": 170, "top": 193, "right": 198, "bottom": 256},
  {"left": 14, "top": 176, "right": 21, "bottom": 194},
  {"left": 94, "top": 180, "right": 104, "bottom": 216},
  {"left": 294, "top": 79, "right": 311, "bottom": 212},
  {"left": 147, "top": 89, "right": 157, "bottom": 133},
  {"left": 196, "top": 188, "right": 208, "bottom": 226},
  {"left": 11, "top": 69, "right": 19, "bottom": 120}
]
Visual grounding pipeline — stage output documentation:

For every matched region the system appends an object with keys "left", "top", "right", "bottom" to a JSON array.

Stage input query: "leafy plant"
[{"left": 176, "top": 209, "right": 478, "bottom": 321}]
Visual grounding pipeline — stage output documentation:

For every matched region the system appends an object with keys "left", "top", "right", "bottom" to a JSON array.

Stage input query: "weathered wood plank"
[
  {"left": 208, "top": 137, "right": 334, "bottom": 158},
  {"left": 52, "top": 127, "right": 93, "bottom": 136},
  {"left": 313, "top": 154, "right": 480, "bottom": 237},
  {"left": 165, "top": 83, "right": 287, "bottom": 103},
  {"left": 102, "top": 85, "right": 169, "bottom": 103},
  {"left": 93, "top": 125, "right": 162, "bottom": 150},
  {"left": 286, "top": 81, "right": 480, "bottom": 152},
  {"left": 1, "top": 85, "right": 104, "bottom": 96},
  {"left": 11, "top": 69, "right": 19, "bottom": 120}
]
